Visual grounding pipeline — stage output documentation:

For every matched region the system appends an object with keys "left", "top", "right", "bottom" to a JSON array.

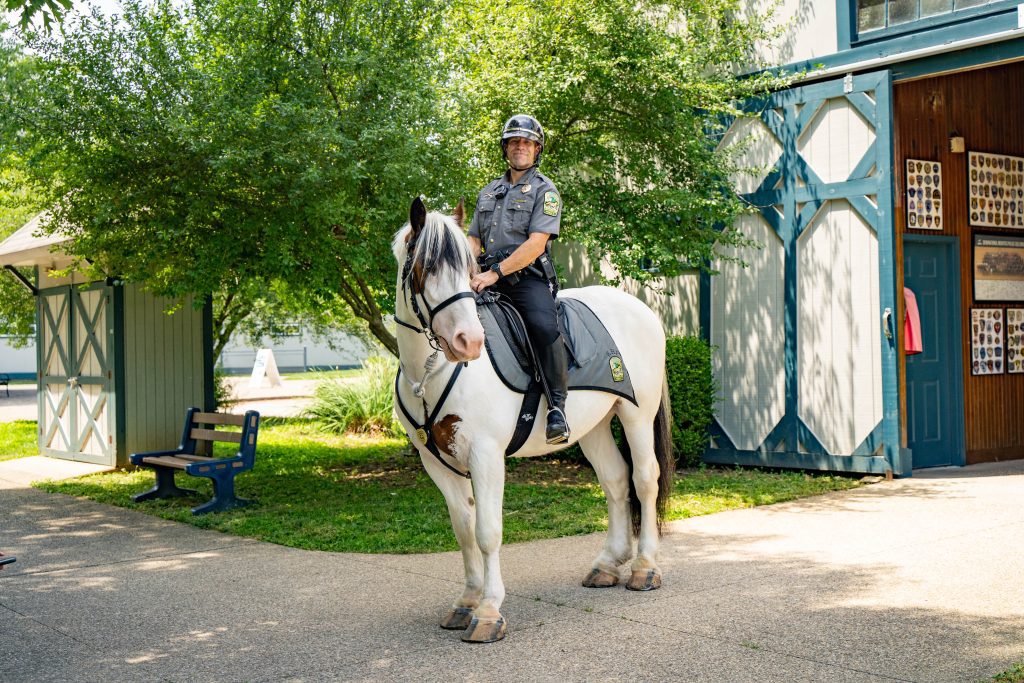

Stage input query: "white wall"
[
  {"left": 218, "top": 329, "right": 369, "bottom": 373},
  {"left": 0, "top": 337, "right": 35, "bottom": 376},
  {"left": 743, "top": 0, "right": 838, "bottom": 69}
]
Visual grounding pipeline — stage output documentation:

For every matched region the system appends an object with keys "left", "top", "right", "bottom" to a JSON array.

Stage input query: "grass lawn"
[
  {"left": 280, "top": 368, "right": 362, "bottom": 380},
  {"left": 0, "top": 420, "right": 38, "bottom": 462},
  {"left": 994, "top": 662, "right": 1024, "bottom": 682},
  {"left": 35, "top": 418, "right": 862, "bottom": 554}
]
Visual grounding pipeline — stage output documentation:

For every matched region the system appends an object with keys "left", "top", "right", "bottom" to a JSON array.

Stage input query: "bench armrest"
[{"left": 184, "top": 454, "right": 246, "bottom": 476}]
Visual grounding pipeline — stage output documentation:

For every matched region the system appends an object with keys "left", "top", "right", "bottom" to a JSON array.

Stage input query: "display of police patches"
[
  {"left": 543, "top": 191, "right": 560, "bottom": 216},
  {"left": 609, "top": 356, "right": 624, "bottom": 382}
]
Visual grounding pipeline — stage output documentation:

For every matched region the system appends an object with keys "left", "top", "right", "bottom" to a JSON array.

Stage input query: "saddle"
[{"left": 476, "top": 290, "right": 636, "bottom": 456}]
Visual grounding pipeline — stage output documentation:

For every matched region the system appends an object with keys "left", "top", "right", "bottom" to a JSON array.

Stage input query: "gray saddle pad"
[{"left": 478, "top": 294, "right": 637, "bottom": 405}]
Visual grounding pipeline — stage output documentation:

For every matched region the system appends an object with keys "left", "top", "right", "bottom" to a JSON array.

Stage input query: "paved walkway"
[{"left": 1, "top": 459, "right": 1022, "bottom": 682}]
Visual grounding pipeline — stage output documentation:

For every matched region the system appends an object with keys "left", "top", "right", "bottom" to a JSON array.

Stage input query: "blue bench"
[
  {"left": 0, "top": 374, "right": 9, "bottom": 398},
  {"left": 131, "top": 407, "right": 260, "bottom": 515}
]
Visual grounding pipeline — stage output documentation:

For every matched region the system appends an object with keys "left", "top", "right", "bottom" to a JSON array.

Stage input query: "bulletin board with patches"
[
  {"left": 905, "top": 159, "right": 943, "bottom": 230},
  {"left": 968, "top": 151, "right": 1024, "bottom": 229},
  {"left": 1008, "top": 308, "right": 1024, "bottom": 374},
  {"left": 970, "top": 308, "right": 1005, "bottom": 376}
]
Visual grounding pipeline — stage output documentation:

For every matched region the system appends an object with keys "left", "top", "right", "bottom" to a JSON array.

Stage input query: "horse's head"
[{"left": 392, "top": 197, "right": 484, "bottom": 362}]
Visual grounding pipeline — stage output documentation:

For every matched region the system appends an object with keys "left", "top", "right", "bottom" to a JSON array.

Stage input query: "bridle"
[
  {"left": 393, "top": 236, "right": 476, "bottom": 479},
  {"left": 393, "top": 238, "right": 476, "bottom": 354}
]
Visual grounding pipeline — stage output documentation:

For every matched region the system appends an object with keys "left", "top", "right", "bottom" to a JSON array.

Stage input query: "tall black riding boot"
[{"left": 537, "top": 339, "right": 570, "bottom": 444}]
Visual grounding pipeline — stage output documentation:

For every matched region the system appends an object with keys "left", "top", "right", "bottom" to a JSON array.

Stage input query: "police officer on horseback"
[{"left": 469, "top": 115, "right": 570, "bottom": 444}]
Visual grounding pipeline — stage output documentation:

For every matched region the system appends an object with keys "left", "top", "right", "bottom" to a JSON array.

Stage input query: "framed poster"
[
  {"left": 973, "top": 233, "right": 1024, "bottom": 302},
  {"left": 1007, "top": 308, "right": 1024, "bottom": 374},
  {"left": 970, "top": 308, "right": 1005, "bottom": 376},
  {"left": 906, "top": 159, "right": 942, "bottom": 230},
  {"left": 968, "top": 151, "right": 1024, "bottom": 229}
]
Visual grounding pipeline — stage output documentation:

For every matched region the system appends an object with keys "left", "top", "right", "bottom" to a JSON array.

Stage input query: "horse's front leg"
[
  {"left": 462, "top": 439, "right": 507, "bottom": 643},
  {"left": 418, "top": 451, "right": 484, "bottom": 631}
]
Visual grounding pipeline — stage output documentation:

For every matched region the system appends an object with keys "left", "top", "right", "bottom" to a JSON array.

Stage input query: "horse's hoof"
[
  {"left": 626, "top": 569, "right": 662, "bottom": 591},
  {"left": 460, "top": 616, "right": 507, "bottom": 643},
  {"left": 581, "top": 567, "right": 619, "bottom": 588},
  {"left": 440, "top": 606, "right": 474, "bottom": 630}
]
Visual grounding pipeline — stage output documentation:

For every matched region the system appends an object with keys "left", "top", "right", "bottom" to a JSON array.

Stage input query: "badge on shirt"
[{"left": 543, "top": 191, "right": 560, "bottom": 216}]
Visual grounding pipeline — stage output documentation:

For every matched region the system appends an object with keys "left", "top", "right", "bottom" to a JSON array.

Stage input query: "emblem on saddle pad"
[
  {"left": 416, "top": 428, "right": 429, "bottom": 444},
  {"left": 609, "top": 356, "right": 625, "bottom": 382}
]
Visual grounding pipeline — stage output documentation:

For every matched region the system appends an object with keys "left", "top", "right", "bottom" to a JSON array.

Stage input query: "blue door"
[{"left": 903, "top": 237, "right": 965, "bottom": 468}]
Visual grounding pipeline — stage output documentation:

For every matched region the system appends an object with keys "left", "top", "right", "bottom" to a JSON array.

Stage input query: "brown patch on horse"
[{"left": 431, "top": 414, "right": 462, "bottom": 456}]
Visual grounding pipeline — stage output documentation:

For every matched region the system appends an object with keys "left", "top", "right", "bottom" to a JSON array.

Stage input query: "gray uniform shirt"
[{"left": 469, "top": 167, "right": 562, "bottom": 256}]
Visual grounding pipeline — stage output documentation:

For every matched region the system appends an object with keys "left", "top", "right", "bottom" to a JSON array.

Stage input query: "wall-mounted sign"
[
  {"left": 1008, "top": 308, "right": 1024, "bottom": 374},
  {"left": 973, "top": 233, "right": 1024, "bottom": 302},
  {"left": 971, "top": 308, "right": 1005, "bottom": 376},
  {"left": 906, "top": 158, "right": 942, "bottom": 230},
  {"left": 968, "top": 151, "right": 1024, "bottom": 229}
]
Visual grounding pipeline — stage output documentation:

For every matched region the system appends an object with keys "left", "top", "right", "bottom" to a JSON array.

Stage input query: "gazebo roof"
[{"left": 0, "top": 213, "right": 71, "bottom": 267}]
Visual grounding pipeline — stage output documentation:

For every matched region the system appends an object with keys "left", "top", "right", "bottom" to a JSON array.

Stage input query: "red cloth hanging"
[{"left": 904, "top": 287, "right": 923, "bottom": 355}]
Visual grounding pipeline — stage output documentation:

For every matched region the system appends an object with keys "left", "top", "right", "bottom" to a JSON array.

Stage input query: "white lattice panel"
[
  {"left": 797, "top": 200, "right": 883, "bottom": 454},
  {"left": 798, "top": 98, "right": 875, "bottom": 184},
  {"left": 711, "top": 214, "right": 786, "bottom": 451},
  {"left": 718, "top": 116, "right": 783, "bottom": 195},
  {"left": 76, "top": 385, "right": 108, "bottom": 457}
]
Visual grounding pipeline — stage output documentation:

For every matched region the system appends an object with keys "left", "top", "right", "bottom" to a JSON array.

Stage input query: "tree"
[
  {"left": 0, "top": 26, "right": 41, "bottom": 346},
  {"left": 11, "top": 0, "right": 461, "bottom": 358},
  {"left": 446, "top": 0, "right": 792, "bottom": 282},
  {"left": 4, "top": 0, "right": 71, "bottom": 32}
]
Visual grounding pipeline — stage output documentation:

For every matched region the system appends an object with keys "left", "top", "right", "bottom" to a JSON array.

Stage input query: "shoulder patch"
[{"left": 543, "top": 191, "right": 560, "bottom": 217}]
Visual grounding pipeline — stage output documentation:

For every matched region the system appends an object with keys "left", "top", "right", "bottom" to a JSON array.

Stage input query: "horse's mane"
[{"left": 392, "top": 212, "right": 477, "bottom": 284}]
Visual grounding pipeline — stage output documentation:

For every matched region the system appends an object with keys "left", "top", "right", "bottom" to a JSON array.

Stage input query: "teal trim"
[
  {"left": 704, "top": 448, "right": 892, "bottom": 474},
  {"left": 837, "top": 0, "right": 854, "bottom": 51},
  {"left": 112, "top": 281, "right": 127, "bottom": 467},
  {"left": 892, "top": 35, "right": 1024, "bottom": 80},
  {"left": 202, "top": 296, "right": 215, "bottom": 412},
  {"left": 790, "top": 9, "right": 1020, "bottom": 79},
  {"left": 851, "top": 1, "right": 1016, "bottom": 45}
]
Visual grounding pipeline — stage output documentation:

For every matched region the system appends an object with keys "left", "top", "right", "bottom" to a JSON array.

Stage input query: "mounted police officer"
[{"left": 469, "top": 115, "right": 570, "bottom": 444}]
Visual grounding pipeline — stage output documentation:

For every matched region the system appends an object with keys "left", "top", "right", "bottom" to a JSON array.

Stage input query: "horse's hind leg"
[
  {"left": 618, "top": 412, "right": 664, "bottom": 591},
  {"left": 578, "top": 417, "right": 632, "bottom": 588},
  {"left": 418, "top": 452, "right": 484, "bottom": 631}
]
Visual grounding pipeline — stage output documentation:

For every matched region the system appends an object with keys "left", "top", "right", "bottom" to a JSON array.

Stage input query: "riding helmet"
[{"left": 500, "top": 115, "right": 545, "bottom": 167}]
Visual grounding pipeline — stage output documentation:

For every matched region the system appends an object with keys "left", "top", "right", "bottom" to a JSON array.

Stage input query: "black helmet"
[{"left": 500, "top": 115, "right": 544, "bottom": 168}]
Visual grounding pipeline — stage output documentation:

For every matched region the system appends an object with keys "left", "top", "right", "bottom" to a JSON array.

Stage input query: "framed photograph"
[
  {"left": 968, "top": 151, "right": 1024, "bottom": 229},
  {"left": 1007, "top": 308, "right": 1024, "bottom": 374},
  {"left": 970, "top": 308, "right": 1005, "bottom": 376},
  {"left": 973, "top": 233, "right": 1024, "bottom": 302},
  {"left": 906, "top": 159, "right": 942, "bottom": 230}
]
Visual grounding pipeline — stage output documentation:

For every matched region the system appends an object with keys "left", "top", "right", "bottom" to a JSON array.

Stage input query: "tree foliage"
[
  {"left": 5, "top": 0, "right": 791, "bottom": 356},
  {"left": 446, "top": 0, "right": 792, "bottom": 282}
]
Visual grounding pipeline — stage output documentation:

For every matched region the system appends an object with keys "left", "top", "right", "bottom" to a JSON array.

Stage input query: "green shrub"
[
  {"left": 665, "top": 335, "right": 716, "bottom": 467},
  {"left": 213, "top": 366, "right": 234, "bottom": 409},
  {"left": 306, "top": 356, "right": 403, "bottom": 437}
]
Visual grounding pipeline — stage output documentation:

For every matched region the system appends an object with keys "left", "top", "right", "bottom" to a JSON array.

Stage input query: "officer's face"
[{"left": 506, "top": 137, "right": 540, "bottom": 166}]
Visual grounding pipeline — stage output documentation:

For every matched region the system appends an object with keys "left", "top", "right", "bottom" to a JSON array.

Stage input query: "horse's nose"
[{"left": 451, "top": 329, "right": 483, "bottom": 361}]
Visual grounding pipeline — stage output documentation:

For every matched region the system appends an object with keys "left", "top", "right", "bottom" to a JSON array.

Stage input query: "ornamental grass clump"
[{"left": 307, "top": 356, "right": 403, "bottom": 437}]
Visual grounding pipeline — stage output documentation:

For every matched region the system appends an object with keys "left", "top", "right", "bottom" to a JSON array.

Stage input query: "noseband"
[{"left": 394, "top": 240, "right": 475, "bottom": 352}]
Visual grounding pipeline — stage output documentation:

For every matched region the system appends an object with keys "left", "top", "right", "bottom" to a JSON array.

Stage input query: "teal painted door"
[
  {"left": 38, "top": 284, "right": 115, "bottom": 465},
  {"left": 904, "top": 237, "right": 965, "bottom": 468}
]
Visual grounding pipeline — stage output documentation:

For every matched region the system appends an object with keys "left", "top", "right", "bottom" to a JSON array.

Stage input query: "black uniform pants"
[{"left": 494, "top": 274, "right": 560, "bottom": 348}]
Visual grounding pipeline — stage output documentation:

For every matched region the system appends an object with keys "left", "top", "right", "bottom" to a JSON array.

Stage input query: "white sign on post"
[{"left": 249, "top": 348, "right": 283, "bottom": 388}]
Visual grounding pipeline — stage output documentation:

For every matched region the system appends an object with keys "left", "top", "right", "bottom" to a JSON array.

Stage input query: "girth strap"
[{"left": 394, "top": 362, "right": 471, "bottom": 479}]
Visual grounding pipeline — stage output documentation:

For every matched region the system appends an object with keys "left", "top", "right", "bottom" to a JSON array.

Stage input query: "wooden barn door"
[
  {"left": 38, "top": 284, "right": 115, "bottom": 465},
  {"left": 703, "top": 70, "right": 906, "bottom": 475}
]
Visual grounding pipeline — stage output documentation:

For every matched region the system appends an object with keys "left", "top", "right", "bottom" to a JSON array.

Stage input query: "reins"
[{"left": 393, "top": 236, "right": 474, "bottom": 479}]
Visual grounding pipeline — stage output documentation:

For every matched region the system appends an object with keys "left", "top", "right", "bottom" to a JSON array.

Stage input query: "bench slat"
[
  {"left": 190, "top": 428, "right": 243, "bottom": 443},
  {"left": 193, "top": 412, "right": 245, "bottom": 427},
  {"left": 141, "top": 455, "right": 195, "bottom": 469}
]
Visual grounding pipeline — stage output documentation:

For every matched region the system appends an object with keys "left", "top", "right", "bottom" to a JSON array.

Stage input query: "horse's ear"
[
  {"left": 453, "top": 197, "right": 465, "bottom": 229},
  {"left": 410, "top": 197, "right": 427, "bottom": 238}
]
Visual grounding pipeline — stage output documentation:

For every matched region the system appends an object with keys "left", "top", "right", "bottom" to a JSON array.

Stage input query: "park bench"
[
  {"left": 130, "top": 407, "right": 260, "bottom": 515},
  {"left": 0, "top": 373, "right": 8, "bottom": 397}
]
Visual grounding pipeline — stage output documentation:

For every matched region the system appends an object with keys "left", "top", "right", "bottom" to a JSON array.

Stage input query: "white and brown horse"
[{"left": 392, "top": 197, "right": 673, "bottom": 643}]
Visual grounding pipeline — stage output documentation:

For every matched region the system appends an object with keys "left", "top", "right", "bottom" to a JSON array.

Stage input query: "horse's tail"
[
  {"left": 653, "top": 375, "right": 675, "bottom": 532},
  {"left": 625, "top": 375, "right": 676, "bottom": 537}
]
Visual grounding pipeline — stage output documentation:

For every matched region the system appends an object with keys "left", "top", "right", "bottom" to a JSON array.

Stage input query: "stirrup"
[{"left": 545, "top": 407, "right": 570, "bottom": 444}]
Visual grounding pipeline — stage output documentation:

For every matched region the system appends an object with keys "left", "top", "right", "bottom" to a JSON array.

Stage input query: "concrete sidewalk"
[{"left": 2, "top": 461, "right": 1023, "bottom": 682}]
